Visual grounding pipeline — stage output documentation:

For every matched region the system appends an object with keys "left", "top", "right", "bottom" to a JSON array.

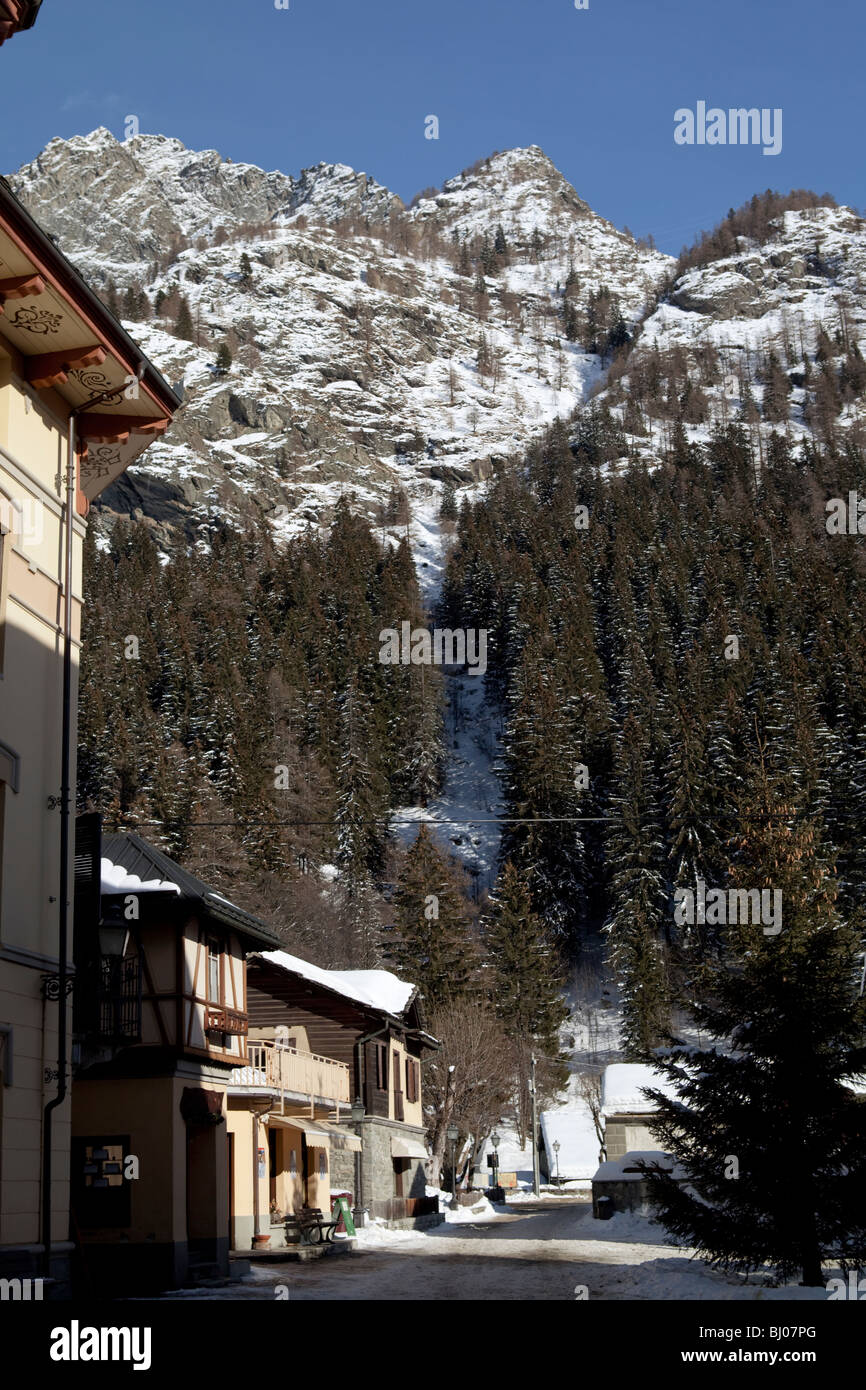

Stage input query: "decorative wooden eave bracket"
[
  {"left": 25, "top": 343, "right": 106, "bottom": 390},
  {"left": 76, "top": 412, "right": 171, "bottom": 450},
  {"left": 0, "top": 272, "right": 46, "bottom": 312}
]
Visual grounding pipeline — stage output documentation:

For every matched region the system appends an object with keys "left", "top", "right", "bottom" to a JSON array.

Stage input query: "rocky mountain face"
[
  {"left": 8, "top": 130, "right": 670, "bottom": 547},
  {"left": 590, "top": 197, "right": 866, "bottom": 464},
  {"left": 11, "top": 133, "right": 864, "bottom": 550}
]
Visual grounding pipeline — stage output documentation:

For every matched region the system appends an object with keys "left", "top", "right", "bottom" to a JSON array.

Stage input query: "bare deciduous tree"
[{"left": 424, "top": 999, "right": 515, "bottom": 1188}]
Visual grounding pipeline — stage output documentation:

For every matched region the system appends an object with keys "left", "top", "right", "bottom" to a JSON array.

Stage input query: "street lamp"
[
  {"left": 446, "top": 1123, "right": 459, "bottom": 1210},
  {"left": 351, "top": 1096, "right": 366, "bottom": 1227},
  {"left": 490, "top": 1129, "right": 501, "bottom": 1189},
  {"left": 98, "top": 900, "right": 130, "bottom": 960},
  {"left": 553, "top": 1139, "right": 561, "bottom": 1187}
]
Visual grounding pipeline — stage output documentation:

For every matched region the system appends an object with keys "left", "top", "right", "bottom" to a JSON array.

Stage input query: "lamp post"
[
  {"left": 529, "top": 1053, "right": 540, "bottom": 1197},
  {"left": 553, "top": 1139, "right": 561, "bottom": 1187},
  {"left": 490, "top": 1129, "right": 501, "bottom": 1190},
  {"left": 446, "top": 1123, "right": 459, "bottom": 1210},
  {"left": 351, "top": 1096, "right": 366, "bottom": 1227}
]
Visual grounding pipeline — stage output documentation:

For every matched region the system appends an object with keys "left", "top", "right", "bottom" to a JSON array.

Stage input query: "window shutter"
[
  {"left": 376, "top": 1042, "right": 388, "bottom": 1091},
  {"left": 74, "top": 812, "right": 102, "bottom": 936}
]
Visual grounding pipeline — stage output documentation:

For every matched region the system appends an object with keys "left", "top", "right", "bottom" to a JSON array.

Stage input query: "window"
[
  {"left": 375, "top": 1042, "right": 388, "bottom": 1091},
  {"left": 207, "top": 938, "right": 221, "bottom": 1003},
  {"left": 406, "top": 1058, "right": 418, "bottom": 1104},
  {"left": 393, "top": 1157, "right": 409, "bottom": 1198}
]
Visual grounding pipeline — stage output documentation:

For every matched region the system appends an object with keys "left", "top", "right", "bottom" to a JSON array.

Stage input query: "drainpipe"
[{"left": 42, "top": 374, "right": 144, "bottom": 1277}]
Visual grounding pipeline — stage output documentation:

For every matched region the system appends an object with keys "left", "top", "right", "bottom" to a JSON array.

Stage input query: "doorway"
[{"left": 227, "top": 1131, "right": 235, "bottom": 1247}]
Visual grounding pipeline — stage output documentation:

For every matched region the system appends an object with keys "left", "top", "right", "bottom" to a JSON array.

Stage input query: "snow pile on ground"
[{"left": 441, "top": 1195, "right": 499, "bottom": 1224}]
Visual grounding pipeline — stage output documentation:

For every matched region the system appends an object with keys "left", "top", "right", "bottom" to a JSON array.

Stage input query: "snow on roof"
[
  {"left": 593, "top": 1151, "right": 677, "bottom": 1182},
  {"left": 258, "top": 949, "right": 415, "bottom": 1017},
  {"left": 100, "top": 857, "right": 180, "bottom": 896},
  {"left": 601, "top": 1063, "right": 676, "bottom": 1116},
  {"left": 540, "top": 1074, "right": 606, "bottom": 1179}
]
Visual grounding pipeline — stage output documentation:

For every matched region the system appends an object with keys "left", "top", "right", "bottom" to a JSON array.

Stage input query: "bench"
[{"left": 283, "top": 1205, "right": 338, "bottom": 1246}]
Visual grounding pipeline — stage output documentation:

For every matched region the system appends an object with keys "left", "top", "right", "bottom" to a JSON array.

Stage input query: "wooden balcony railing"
[{"left": 230, "top": 1039, "right": 350, "bottom": 1105}]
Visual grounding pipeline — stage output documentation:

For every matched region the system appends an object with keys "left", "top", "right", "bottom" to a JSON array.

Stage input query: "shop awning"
[
  {"left": 390, "top": 1136, "right": 429, "bottom": 1161},
  {"left": 314, "top": 1122, "right": 362, "bottom": 1153},
  {"left": 270, "top": 1115, "right": 331, "bottom": 1148}
]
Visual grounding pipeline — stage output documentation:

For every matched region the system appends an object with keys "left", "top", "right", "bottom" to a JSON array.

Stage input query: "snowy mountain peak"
[
  {"left": 409, "top": 144, "right": 597, "bottom": 244},
  {"left": 6, "top": 128, "right": 670, "bottom": 544},
  {"left": 286, "top": 160, "right": 403, "bottom": 224}
]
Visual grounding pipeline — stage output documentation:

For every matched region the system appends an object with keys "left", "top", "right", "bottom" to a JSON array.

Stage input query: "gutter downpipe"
[{"left": 41, "top": 411, "right": 76, "bottom": 1276}]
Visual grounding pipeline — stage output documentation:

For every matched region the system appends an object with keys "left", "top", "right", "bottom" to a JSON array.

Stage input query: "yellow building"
[{"left": 0, "top": 178, "right": 179, "bottom": 1291}]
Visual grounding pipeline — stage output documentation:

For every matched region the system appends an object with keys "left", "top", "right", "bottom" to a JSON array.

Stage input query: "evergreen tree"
[
  {"left": 643, "top": 752, "right": 866, "bottom": 1287},
  {"left": 175, "top": 296, "right": 195, "bottom": 342},
  {"left": 605, "top": 701, "right": 670, "bottom": 1057},
  {"left": 439, "top": 483, "right": 458, "bottom": 522},
  {"left": 761, "top": 349, "right": 791, "bottom": 423},
  {"left": 215, "top": 342, "right": 233, "bottom": 373},
  {"left": 388, "top": 826, "right": 477, "bottom": 1008},
  {"left": 484, "top": 861, "right": 568, "bottom": 1138}
]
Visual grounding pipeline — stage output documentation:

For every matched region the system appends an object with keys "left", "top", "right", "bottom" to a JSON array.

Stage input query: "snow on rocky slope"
[
  {"left": 7, "top": 129, "right": 670, "bottom": 546},
  {"left": 595, "top": 201, "right": 866, "bottom": 464}
]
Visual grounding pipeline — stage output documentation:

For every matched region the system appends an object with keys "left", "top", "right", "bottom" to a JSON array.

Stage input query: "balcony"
[
  {"left": 73, "top": 955, "right": 142, "bottom": 1044},
  {"left": 229, "top": 1039, "right": 350, "bottom": 1106}
]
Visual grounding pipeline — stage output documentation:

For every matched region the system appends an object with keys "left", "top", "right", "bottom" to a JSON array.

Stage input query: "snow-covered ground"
[{"left": 158, "top": 1201, "right": 831, "bottom": 1302}]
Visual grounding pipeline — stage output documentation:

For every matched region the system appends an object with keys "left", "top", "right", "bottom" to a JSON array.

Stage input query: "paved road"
[
  {"left": 160, "top": 1199, "right": 825, "bottom": 1301},
  {"left": 177, "top": 1198, "right": 676, "bottom": 1302}
]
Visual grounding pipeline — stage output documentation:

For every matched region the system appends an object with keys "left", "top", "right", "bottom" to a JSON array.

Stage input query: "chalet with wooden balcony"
[
  {"left": 70, "top": 822, "right": 283, "bottom": 1293},
  {"left": 245, "top": 951, "right": 440, "bottom": 1230}
]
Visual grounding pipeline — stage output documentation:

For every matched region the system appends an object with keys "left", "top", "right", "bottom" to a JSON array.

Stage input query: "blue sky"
[{"left": 0, "top": 0, "right": 861, "bottom": 252}]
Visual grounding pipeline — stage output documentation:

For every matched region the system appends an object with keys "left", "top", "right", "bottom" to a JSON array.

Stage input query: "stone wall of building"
[
  {"left": 327, "top": 1117, "right": 436, "bottom": 1225},
  {"left": 603, "top": 1115, "right": 656, "bottom": 1159}
]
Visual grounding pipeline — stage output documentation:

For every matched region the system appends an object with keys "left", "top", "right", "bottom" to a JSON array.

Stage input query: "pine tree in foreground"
[{"left": 641, "top": 753, "right": 866, "bottom": 1287}]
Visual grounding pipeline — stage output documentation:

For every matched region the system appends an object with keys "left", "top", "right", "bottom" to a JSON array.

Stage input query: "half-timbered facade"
[
  {"left": 0, "top": 179, "right": 179, "bottom": 1292},
  {"left": 70, "top": 828, "right": 283, "bottom": 1293}
]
